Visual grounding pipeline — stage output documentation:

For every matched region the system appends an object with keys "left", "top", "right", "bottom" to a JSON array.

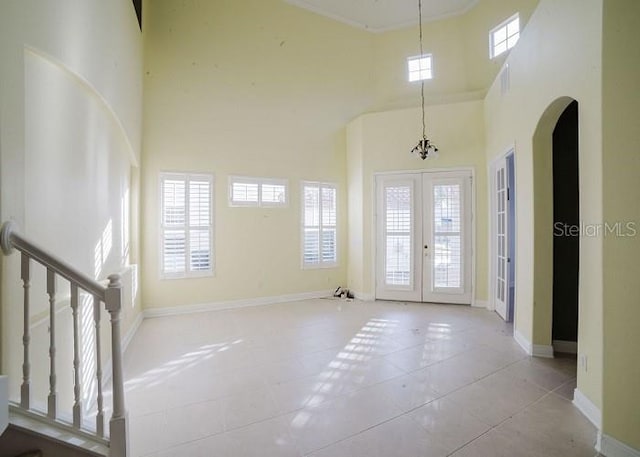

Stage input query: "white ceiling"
[{"left": 283, "top": 0, "right": 479, "bottom": 33}]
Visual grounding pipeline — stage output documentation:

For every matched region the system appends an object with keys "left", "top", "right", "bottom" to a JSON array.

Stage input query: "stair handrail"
[
  {"left": 1, "top": 221, "right": 107, "bottom": 299},
  {"left": 0, "top": 220, "right": 129, "bottom": 457}
]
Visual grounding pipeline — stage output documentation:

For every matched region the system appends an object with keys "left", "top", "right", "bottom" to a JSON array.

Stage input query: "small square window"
[
  {"left": 490, "top": 13, "right": 520, "bottom": 59},
  {"left": 407, "top": 54, "right": 433, "bottom": 82}
]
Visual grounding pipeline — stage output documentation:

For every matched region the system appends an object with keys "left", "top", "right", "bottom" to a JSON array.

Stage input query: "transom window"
[
  {"left": 407, "top": 54, "right": 433, "bottom": 82},
  {"left": 160, "top": 173, "right": 213, "bottom": 278},
  {"left": 302, "top": 182, "right": 337, "bottom": 268},
  {"left": 229, "top": 176, "right": 288, "bottom": 207},
  {"left": 490, "top": 13, "right": 520, "bottom": 59}
]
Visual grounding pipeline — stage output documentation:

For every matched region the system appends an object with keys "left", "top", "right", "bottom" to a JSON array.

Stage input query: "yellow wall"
[
  {"left": 142, "top": 0, "right": 533, "bottom": 309},
  {"left": 347, "top": 101, "right": 487, "bottom": 301},
  {"left": 484, "top": 0, "right": 603, "bottom": 409},
  {"left": 601, "top": 0, "right": 640, "bottom": 449},
  {"left": 141, "top": 0, "right": 375, "bottom": 308},
  {"left": 346, "top": 118, "right": 366, "bottom": 295},
  {"left": 371, "top": 0, "right": 539, "bottom": 110}
]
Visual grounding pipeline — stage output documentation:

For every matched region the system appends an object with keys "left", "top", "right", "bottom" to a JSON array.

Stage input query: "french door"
[
  {"left": 375, "top": 171, "right": 472, "bottom": 304},
  {"left": 494, "top": 159, "right": 509, "bottom": 320}
]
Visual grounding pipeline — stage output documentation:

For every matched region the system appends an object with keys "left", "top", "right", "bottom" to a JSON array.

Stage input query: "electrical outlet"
[{"left": 579, "top": 354, "right": 588, "bottom": 372}]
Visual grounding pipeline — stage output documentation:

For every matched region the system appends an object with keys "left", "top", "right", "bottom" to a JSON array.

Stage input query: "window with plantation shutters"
[
  {"left": 160, "top": 173, "right": 213, "bottom": 278},
  {"left": 229, "top": 176, "right": 288, "bottom": 207},
  {"left": 302, "top": 182, "right": 337, "bottom": 268}
]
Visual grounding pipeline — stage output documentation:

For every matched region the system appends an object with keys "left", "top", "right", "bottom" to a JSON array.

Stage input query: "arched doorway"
[
  {"left": 532, "top": 96, "right": 579, "bottom": 358},
  {"left": 551, "top": 101, "right": 579, "bottom": 354}
]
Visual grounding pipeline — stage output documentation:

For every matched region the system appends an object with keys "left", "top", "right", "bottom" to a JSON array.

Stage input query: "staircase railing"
[{"left": 0, "top": 221, "right": 128, "bottom": 457}]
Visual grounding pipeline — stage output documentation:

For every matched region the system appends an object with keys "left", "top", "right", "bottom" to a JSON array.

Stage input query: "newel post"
[{"left": 105, "top": 274, "right": 129, "bottom": 457}]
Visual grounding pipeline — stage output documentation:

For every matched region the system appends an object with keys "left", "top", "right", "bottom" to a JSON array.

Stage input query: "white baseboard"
[
  {"left": 597, "top": 431, "right": 640, "bottom": 457},
  {"left": 102, "top": 310, "right": 149, "bottom": 386},
  {"left": 123, "top": 310, "right": 144, "bottom": 352},
  {"left": 472, "top": 299, "right": 488, "bottom": 309},
  {"left": 553, "top": 339, "right": 578, "bottom": 354},
  {"left": 143, "top": 289, "right": 334, "bottom": 318},
  {"left": 532, "top": 343, "right": 554, "bottom": 358},
  {"left": 514, "top": 329, "right": 532, "bottom": 355},
  {"left": 513, "top": 330, "right": 554, "bottom": 358},
  {"left": 352, "top": 291, "right": 375, "bottom": 301},
  {"left": 573, "top": 388, "right": 602, "bottom": 428},
  {"left": 0, "top": 376, "right": 8, "bottom": 435}
]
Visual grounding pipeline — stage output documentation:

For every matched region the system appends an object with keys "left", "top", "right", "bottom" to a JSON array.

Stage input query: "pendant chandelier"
[{"left": 410, "top": 0, "right": 439, "bottom": 160}]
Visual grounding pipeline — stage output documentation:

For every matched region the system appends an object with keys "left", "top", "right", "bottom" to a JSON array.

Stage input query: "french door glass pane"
[
  {"left": 385, "top": 186, "right": 412, "bottom": 286},
  {"left": 433, "top": 184, "right": 462, "bottom": 289},
  {"left": 386, "top": 235, "right": 411, "bottom": 285},
  {"left": 434, "top": 185, "right": 461, "bottom": 232},
  {"left": 434, "top": 235, "right": 461, "bottom": 288}
]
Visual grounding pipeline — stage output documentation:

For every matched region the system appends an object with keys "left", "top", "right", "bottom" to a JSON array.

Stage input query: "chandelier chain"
[
  {"left": 419, "top": 0, "right": 426, "bottom": 139},
  {"left": 410, "top": 0, "right": 438, "bottom": 159}
]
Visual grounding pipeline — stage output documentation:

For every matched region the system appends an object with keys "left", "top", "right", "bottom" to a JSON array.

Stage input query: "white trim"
[
  {"left": 123, "top": 310, "right": 144, "bottom": 352},
  {"left": 573, "top": 388, "right": 602, "bottom": 428},
  {"left": 514, "top": 329, "right": 532, "bottom": 354},
  {"left": 373, "top": 166, "right": 476, "bottom": 177},
  {"left": 597, "top": 432, "right": 640, "bottom": 457},
  {"left": 470, "top": 171, "right": 478, "bottom": 312},
  {"left": 488, "top": 146, "right": 516, "bottom": 321},
  {"left": 9, "top": 407, "right": 108, "bottom": 453},
  {"left": 353, "top": 291, "right": 375, "bottom": 301},
  {"left": 514, "top": 331, "right": 552, "bottom": 358},
  {"left": 532, "top": 343, "right": 554, "bottom": 358},
  {"left": 553, "top": 339, "right": 578, "bottom": 354},
  {"left": 143, "top": 289, "right": 334, "bottom": 318},
  {"left": 102, "top": 310, "right": 146, "bottom": 386},
  {"left": 372, "top": 167, "right": 476, "bottom": 304},
  {"left": 472, "top": 300, "right": 488, "bottom": 309},
  {"left": 0, "top": 376, "right": 8, "bottom": 435}
]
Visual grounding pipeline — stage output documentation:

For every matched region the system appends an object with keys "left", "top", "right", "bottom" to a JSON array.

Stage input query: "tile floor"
[{"left": 119, "top": 298, "right": 598, "bottom": 457}]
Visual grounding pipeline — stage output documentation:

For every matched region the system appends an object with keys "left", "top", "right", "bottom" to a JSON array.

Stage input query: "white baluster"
[
  {"left": 47, "top": 268, "right": 57, "bottom": 419},
  {"left": 106, "top": 274, "right": 129, "bottom": 457},
  {"left": 93, "top": 295, "right": 104, "bottom": 437},
  {"left": 71, "top": 284, "right": 82, "bottom": 428},
  {"left": 20, "top": 253, "right": 31, "bottom": 410}
]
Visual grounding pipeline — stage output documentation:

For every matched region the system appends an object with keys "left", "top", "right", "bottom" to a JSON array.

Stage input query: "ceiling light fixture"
[{"left": 410, "top": 0, "right": 439, "bottom": 160}]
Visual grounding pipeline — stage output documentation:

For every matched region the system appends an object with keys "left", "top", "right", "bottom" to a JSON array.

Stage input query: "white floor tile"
[{"left": 121, "top": 299, "right": 594, "bottom": 457}]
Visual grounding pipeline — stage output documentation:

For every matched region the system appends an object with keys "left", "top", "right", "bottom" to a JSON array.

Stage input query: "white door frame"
[
  {"left": 373, "top": 167, "right": 476, "bottom": 304},
  {"left": 489, "top": 147, "right": 517, "bottom": 319}
]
